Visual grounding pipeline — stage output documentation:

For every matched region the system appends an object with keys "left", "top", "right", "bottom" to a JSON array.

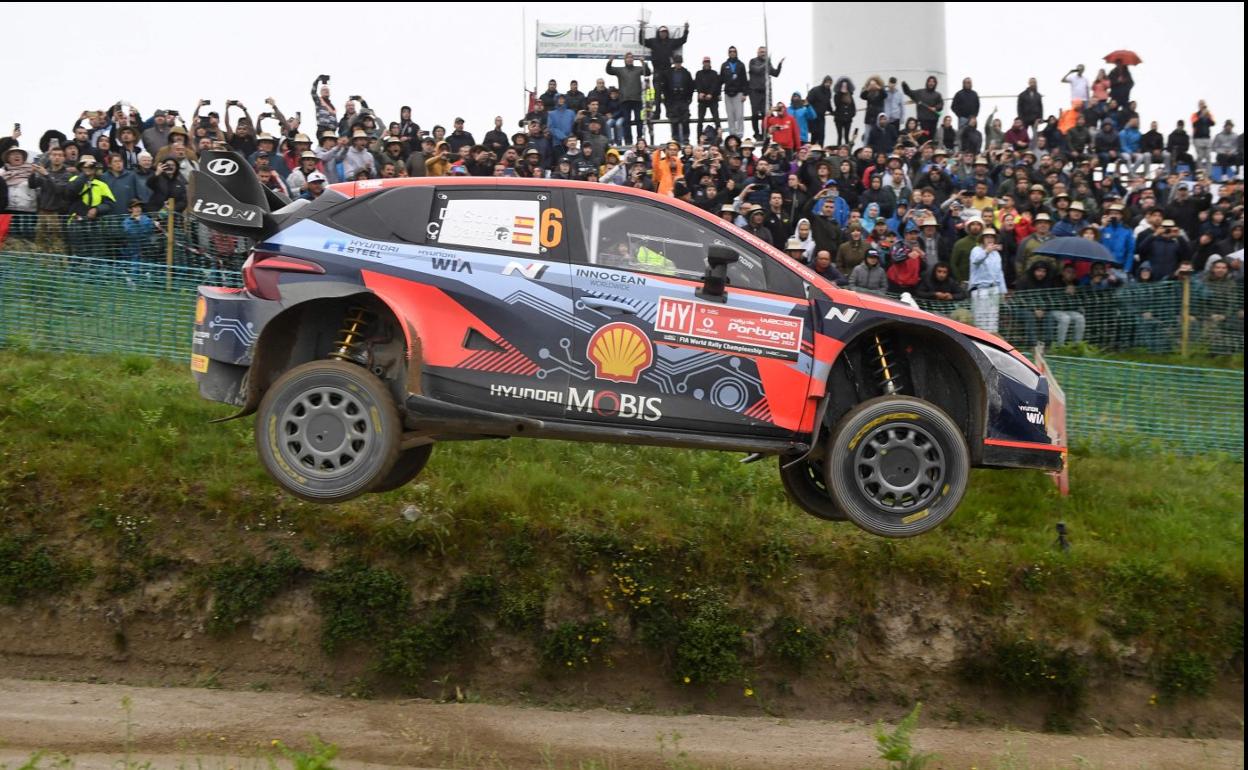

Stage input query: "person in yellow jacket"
[
  {"left": 641, "top": 79, "right": 658, "bottom": 145},
  {"left": 635, "top": 242, "right": 676, "bottom": 275},
  {"left": 66, "top": 156, "right": 117, "bottom": 259},
  {"left": 650, "top": 142, "right": 683, "bottom": 197}
]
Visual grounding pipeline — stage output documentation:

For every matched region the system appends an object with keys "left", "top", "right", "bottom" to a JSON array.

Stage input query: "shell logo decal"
[{"left": 587, "top": 322, "right": 653, "bottom": 384}]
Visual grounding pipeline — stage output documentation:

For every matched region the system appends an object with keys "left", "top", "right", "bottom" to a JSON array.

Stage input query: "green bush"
[
  {"left": 0, "top": 535, "right": 87, "bottom": 605},
  {"left": 205, "top": 547, "right": 302, "bottom": 634},
  {"left": 377, "top": 610, "right": 468, "bottom": 686},
  {"left": 767, "top": 616, "right": 825, "bottom": 671},
  {"left": 673, "top": 593, "right": 748, "bottom": 685},
  {"left": 498, "top": 586, "right": 546, "bottom": 631},
  {"left": 540, "top": 619, "right": 614, "bottom": 672},
  {"left": 1155, "top": 650, "right": 1216, "bottom": 701},
  {"left": 313, "top": 561, "right": 411, "bottom": 653},
  {"left": 964, "top": 637, "right": 1086, "bottom": 731}
]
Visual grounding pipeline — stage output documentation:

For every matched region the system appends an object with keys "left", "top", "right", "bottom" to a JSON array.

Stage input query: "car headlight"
[{"left": 974, "top": 342, "right": 1040, "bottom": 389}]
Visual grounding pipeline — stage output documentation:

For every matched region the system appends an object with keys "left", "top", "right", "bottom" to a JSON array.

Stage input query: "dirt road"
[{"left": 0, "top": 679, "right": 1240, "bottom": 770}]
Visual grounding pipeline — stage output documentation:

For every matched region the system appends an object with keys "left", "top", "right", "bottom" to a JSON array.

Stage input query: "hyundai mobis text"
[{"left": 188, "top": 151, "right": 1062, "bottom": 537}]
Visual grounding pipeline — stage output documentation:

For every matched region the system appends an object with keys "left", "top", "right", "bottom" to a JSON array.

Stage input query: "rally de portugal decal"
[
  {"left": 587, "top": 322, "right": 654, "bottom": 384},
  {"left": 654, "top": 297, "right": 803, "bottom": 360}
]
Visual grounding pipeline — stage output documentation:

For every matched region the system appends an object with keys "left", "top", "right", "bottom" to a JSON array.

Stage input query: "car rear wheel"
[
  {"left": 824, "top": 396, "right": 968, "bottom": 538},
  {"left": 778, "top": 455, "right": 847, "bottom": 521},
  {"left": 255, "top": 360, "right": 401, "bottom": 503},
  {"left": 370, "top": 444, "right": 434, "bottom": 493}
]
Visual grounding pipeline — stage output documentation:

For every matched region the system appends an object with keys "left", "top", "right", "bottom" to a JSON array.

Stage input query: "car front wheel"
[
  {"left": 824, "top": 396, "right": 969, "bottom": 538},
  {"left": 255, "top": 360, "right": 402, "bottom": 503}
]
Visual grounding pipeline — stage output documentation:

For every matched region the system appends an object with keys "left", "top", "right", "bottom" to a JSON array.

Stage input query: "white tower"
[{"left": 810, "top": 2, "right": 947, "bottom": 116}]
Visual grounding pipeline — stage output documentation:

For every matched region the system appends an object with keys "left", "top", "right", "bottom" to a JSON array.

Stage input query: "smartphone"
[{"left": 14, "top": 122, "right": 20, "bottom": 131}]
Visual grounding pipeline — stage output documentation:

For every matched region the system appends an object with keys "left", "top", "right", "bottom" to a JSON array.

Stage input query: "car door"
[
  {"left": 563, "top": 190, "right": 816, "bottom": 436},
  {"left": 412, "top": 186, "right": 575, "bottom": 418}
]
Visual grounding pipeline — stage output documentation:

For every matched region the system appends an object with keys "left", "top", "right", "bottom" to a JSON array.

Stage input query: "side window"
[
  {"left": 428, "top": 188, "right": 564, "bottom": 257},
  {"left": 327, "top": 186, "right": 434, "bottom": 244},
  {"left": 573, "top": 193, "right": 770, "bottom": 291}
]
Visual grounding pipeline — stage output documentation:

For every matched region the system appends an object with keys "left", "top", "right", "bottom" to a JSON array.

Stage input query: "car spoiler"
[{"left": 188, "top": 149, "right": 291, "bottom": 240}]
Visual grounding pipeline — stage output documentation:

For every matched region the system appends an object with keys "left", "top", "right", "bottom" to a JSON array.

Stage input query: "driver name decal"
[{"left": 654, "top": 297, "right": 803, "bottom": 361}]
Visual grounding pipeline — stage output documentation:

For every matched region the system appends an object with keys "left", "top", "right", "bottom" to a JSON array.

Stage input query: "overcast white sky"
[{"left": 3, "top": 2, "right": 1242, "bottom": 147}]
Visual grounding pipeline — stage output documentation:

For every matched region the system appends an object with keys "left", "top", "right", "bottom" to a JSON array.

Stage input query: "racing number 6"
[{"left": 540, "top": 208, "right": 563, "bottom": 248}]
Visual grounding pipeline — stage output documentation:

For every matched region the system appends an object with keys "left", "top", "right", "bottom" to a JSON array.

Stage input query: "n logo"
[
  {"left": 503, "top": 261, "right": 548, "bottom": 280},
  {"left": 824, "top": 306, "right": 860, "bottom": 323}
]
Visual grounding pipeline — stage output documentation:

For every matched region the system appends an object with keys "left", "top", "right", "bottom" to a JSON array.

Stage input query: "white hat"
[
  {"left": 306, "top": 171, "right": 327, "bottom": 184},
  {"left": 784, "top": 237, "right": 804, "bottom": 251}
]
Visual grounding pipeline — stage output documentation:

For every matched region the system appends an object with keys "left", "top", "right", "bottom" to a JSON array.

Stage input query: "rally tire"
[
  {"left": 370, "top": 444, "right": 434, "bottom": 494},
  {"left": 824, "top": 396, "right": 968, "bottom": 538},
  {"left": 255, "top": 360, "right": 402, "bottom": 503},
  {"left": 779, "top": 455, "right": 848, "bottom": 521}
]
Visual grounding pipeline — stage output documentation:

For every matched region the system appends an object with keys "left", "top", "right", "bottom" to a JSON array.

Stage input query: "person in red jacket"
[
  {"left": 887, "top": 240, "right": 924, "bottom": 293},
  {"left": 763, "top": 101, "right": 800, "bottom": 152}
]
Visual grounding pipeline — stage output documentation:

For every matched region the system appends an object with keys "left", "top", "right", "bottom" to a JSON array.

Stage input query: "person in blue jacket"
[
  {"left": 546, "top": 94, "right": 575, "bottom": 144},
  {"left": 787, "top": 92, "right": 816, "bottom": 145},
  {"left": 1099, "top": 202, "right": 1136, "bottom": 273}
]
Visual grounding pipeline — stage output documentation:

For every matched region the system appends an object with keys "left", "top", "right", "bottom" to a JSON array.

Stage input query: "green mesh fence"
[
  {"left": 0, "top": 250, "right": 241, "bottom": 359},
  {"left": 903, "top": 280, "right": 1244, "bottom": 357},
  {"left": 0, "top": 211, "right": 252, "bottom": 273},
  {"left": 1045, "top": 355, "right": 1244, "bottom": 458},
  {"left": 1, "top": 223, "right": 1243, "bottom": 458}
]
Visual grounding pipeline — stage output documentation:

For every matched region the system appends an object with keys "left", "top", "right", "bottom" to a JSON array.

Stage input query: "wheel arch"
[
  {"left": 823, "top": 319, "right": 987, "bottom": 464},
  {"left": 238, "top": 290, "right": 419, "bottom": 417}
]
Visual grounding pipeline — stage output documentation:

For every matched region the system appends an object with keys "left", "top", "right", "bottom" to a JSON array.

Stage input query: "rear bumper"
[
  {"left": 193, "top": 286, "right": 276, "bottom": 407},
  {"left": 980, "top": 438, "right": 1066, "bottom": 472}
]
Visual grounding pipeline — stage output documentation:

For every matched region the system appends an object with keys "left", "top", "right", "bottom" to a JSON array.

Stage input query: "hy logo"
[
  {"left": 323, "top": 239, "right": 347, "bottom": 253},
  {"left": 503, "top": 261, "right": 548, "bottom": 280},
  {"left": 206, "top": 158, "right": 239, "bottom": 176},
  {"left": 824, "top": 306, "right": 860, "bottom": 324},
  {"left": 540, "top": 28, "right": 572, "bottom": 38},
  {"left": 432, "top": 256, "right": 472, "bottom": 274}
]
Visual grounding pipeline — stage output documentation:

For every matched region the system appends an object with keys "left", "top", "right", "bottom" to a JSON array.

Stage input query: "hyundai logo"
[{"left": 206, "top": 158, "right": 239, "bottom": 176}]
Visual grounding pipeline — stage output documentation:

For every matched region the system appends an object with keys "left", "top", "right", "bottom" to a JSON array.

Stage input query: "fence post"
[
  {"left": 1179, "top": 274, "right": 1191, "bottom": 358},
  {"left": 165, "top": 198, "right": 175, "bottom": 291}
]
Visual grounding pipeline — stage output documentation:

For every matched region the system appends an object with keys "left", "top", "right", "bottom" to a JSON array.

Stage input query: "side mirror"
[{"left": 697, "top": 245, "right": 740, "bottom": 303}]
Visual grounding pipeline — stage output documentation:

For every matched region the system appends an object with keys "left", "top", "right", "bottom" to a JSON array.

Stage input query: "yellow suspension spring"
[
  {"left": 329, "top": 306, "right": 373, "bottom": 362},
  {"left": 872, "top": 333, "right": 900, "bottom": 395}
]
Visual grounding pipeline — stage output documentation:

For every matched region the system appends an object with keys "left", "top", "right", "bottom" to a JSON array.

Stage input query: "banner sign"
[{"left": 536, "top": 22, "right": 683, "bottom": 59}]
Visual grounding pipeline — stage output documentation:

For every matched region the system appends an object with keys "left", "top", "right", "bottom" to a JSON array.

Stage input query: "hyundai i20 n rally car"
[{"left": 188, "top": 149, "right": 1062, "bottom": 538}]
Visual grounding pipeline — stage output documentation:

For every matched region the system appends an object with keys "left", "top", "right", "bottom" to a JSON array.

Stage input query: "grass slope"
[{"left": 0, "top": 349, "right": 1242, "bottom": 720}]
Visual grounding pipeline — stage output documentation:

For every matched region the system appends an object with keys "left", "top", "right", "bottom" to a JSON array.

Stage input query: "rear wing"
[{"left": 188, "top": 149, "right": 290, "bottom": 240}]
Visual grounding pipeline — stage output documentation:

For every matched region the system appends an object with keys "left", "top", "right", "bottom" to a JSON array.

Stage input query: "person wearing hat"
[
  {"left": 1021, "top": 212, "right": 1056, "bottom": 270},
  {"left": 967, "top": 227, "right": 1006, "bottom": 332},
  {"left": 282, "top": 132, "right": 315, "bottom": 173},
  {"left": 640, "top": 21, "right": 689, "bottom": 121},
  {"left": 698, "top": 56, "right": 728, "bottom": 139},
  {"left": 299, "top": 171, "right": 328, "bottom": 201},
  {"left": 665, "top": 54, "right": 696, "bottom": 145},
  {"left": 114, "top": 124, "right": 144, "bottom": 169},
  {"left": 141, "top": 110, "right": 174, "bottom": 154},
  {"left": 1053, "top": 199, "right": 1087, "bottom": 238},
  {"left": 120, "top": 197, "right": 157, "bottom": 268},
  {"left": 1136, "top": 218, "right": 1192, "bottom": 280},
  {"left": 64, "top": 157, "right": 116, "bottom": 258},
  {"left": 327, "top": 128, "right": 376, "bottom": 180},
  {"left": 285, "top": 150, "right": 325, "bottom": 198},
  {"left": 742, "top": 204, "right": 773, "bottom": 246},
  {"left": 849, "top": 246, "right": 888, "bottom": 294},
  {"left": 784, "top": 236, "right": 808, "bottom": 263},
  {"left": 2, "top": 145, "right": 38, "bottom": 236},
  {"left": 248, "top": 133, "right": 291, "bottom": 180},
  {"left": 1099, "top": 202, "right": 1136, "bottom": 273}
]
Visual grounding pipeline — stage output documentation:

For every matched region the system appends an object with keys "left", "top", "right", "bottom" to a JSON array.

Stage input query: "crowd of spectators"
[{"left": 1, "top": 33, "right": 1243, "bottom": 349}]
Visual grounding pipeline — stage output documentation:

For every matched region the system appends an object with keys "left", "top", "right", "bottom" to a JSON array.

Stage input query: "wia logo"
[
  {"left": 1020, "top": 405, "right": 1045, "bottom": 426},
  {"left": 503, "top": 261, "right": 548, "bottom": 280},
  {"left": 432, "top": 257, "right": 472, "bottom": 274}
]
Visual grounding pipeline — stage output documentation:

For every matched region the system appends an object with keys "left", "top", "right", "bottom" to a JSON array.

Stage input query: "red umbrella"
[{"left": 1104, "top": 50, "right": 1142, "bottom": 66}]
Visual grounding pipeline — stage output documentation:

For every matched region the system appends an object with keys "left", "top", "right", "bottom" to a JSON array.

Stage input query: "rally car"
[{"left": 188, "top": 149, "right": 1062, "bottom": 538}]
